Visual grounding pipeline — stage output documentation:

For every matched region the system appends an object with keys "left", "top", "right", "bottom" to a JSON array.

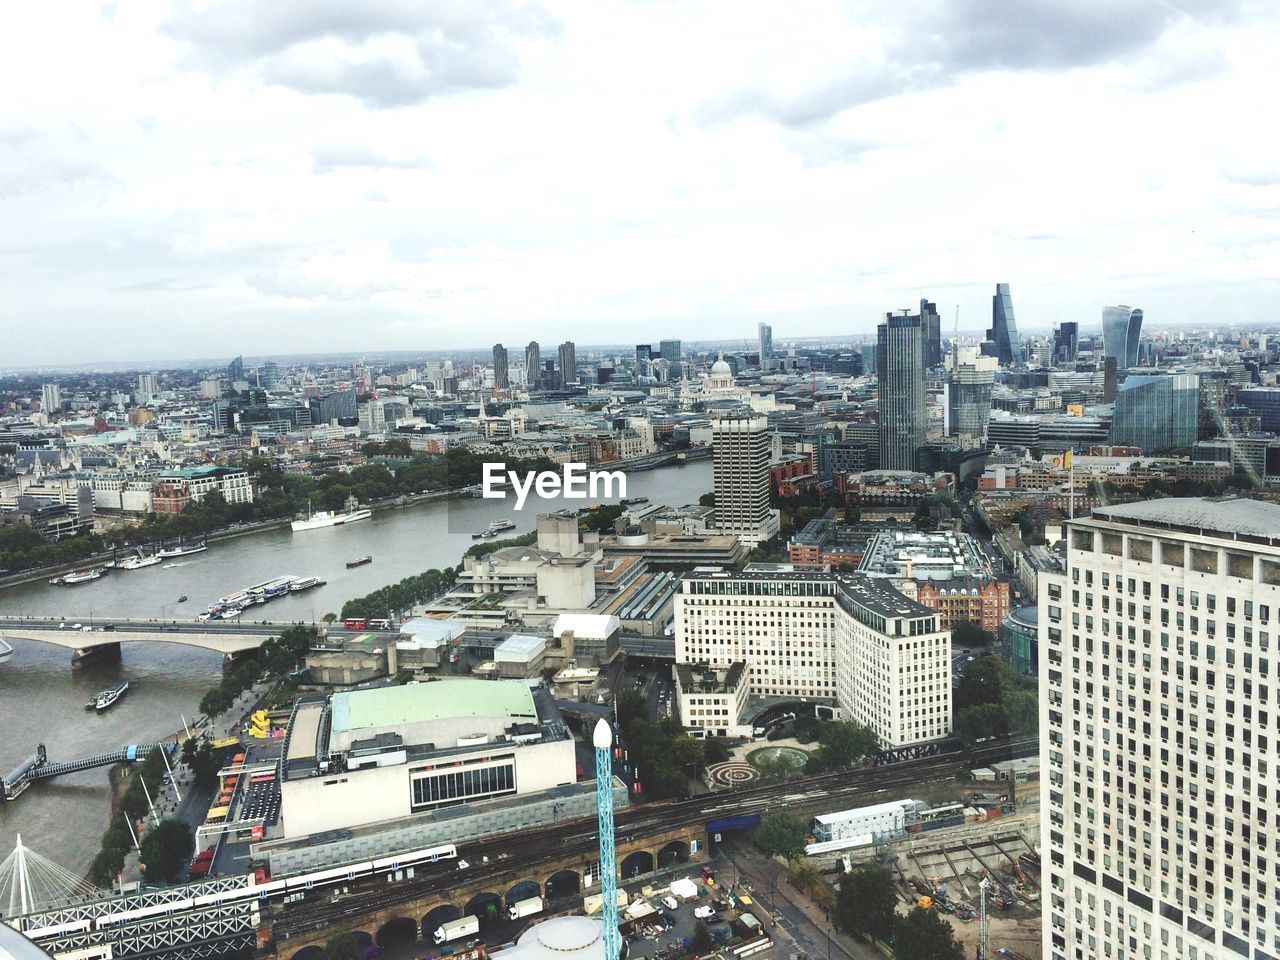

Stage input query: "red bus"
[{"left": 343, "top": 618, "right": 367, "bottom": 630}]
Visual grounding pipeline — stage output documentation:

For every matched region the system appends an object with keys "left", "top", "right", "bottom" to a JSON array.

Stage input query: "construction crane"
[{"left": 978, "top": 875, "right": 991, "bottom": 960}]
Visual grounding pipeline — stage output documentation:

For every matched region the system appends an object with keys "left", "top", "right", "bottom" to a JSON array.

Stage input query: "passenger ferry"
[
  {"left": 51, "top": 568, "right": 103, "bottom": 586},
  {"left": 116, "top": 551, "right": 161, "bottom": 570},
  {"left": 157, "top": 541, "right": 208, "bottom": 558},
  {"left": 291, "top": 496, "right": 372, "bottom": 532}
]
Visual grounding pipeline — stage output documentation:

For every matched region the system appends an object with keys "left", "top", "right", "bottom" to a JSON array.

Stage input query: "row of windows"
[{"left": 410, "top": 762, "right": 515, "bottom": 810}]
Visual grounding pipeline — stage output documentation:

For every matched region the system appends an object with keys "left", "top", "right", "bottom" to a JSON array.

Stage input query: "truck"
[
  {"left": 433, "top": 916, "right": 480, "bottom": 945},
  {"left": 508, "top": 896, "right": 545, "bottom": 920}
]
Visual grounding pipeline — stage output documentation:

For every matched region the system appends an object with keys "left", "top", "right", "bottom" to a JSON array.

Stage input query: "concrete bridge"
[
  {"left": 271, "top": 823, "right": 704, "bottom": 958},
  {"left": 0, "top": 616, "right": 291, "bottom": 665}
]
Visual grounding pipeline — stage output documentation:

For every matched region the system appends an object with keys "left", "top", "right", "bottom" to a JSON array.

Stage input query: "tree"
[
  {"left": 834, "top": 863, "right": 897, "bottom": 941},
  {"left": 322, "top": 612, "right": 337, "bottom": 624},
  {"left": 698, "top": 492, "right": 716, "bottom": 507},
  {"left": 786, "top": 856, "right": 821, "bottom": 891},
  {"left": 951, "top": 621, "right": 993, "bottom": 649},
  {"left": 755, "top": 810, "right": 807, "bottom": 859},
  {"left": 891, "top": 907, "right": 965, "bottom": 960},
  {"left": 138, "top": 818, "right": 194, "bottom": 883},
  {"left": 806, "top": 720, "right": 879, "bottom": 772},
  {"left": 953, "top": 703, "right": 1009, "bottom": 744},
  {"left": 320, "top": 933, "right": 364, "bottom": 960},
  {"left": 691, "top": 921, "right": 713, "bottom": 953}
]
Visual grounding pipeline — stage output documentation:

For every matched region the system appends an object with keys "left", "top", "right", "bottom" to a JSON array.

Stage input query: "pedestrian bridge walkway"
[{"left": 2, "top": 742, "right": 172, "bottom": 801}]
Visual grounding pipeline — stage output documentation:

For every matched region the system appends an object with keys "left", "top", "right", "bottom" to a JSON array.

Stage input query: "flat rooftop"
[
  {"left": 330, "top": 679, "right": 538, "bottom": 735},
  {"left": 1090, "top": 497, "right": 1280, "bottom": 545}
]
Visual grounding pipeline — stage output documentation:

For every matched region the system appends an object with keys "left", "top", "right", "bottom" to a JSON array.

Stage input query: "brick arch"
[
  {"left": 657, "top": 840, "right": 689, "bottom": 868},
  {"left": 506, "top": 879, "right": 543, "bottom": 904},
  {"left": 620, "top": 850, "right": 655, "bottom": 879},
  {"left": 421, "top": 903, "right": 461, "bottom": 939},
  {"left": 545, "top": 868, "right": 581, "bottom": 899},
  {"left": 376, "top": 917, "right": 418, "bottom": 949}
]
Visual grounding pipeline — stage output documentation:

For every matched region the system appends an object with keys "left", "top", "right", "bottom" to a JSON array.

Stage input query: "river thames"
[{"left": 0, "top": 460, "right": 712, "bottom": 875}]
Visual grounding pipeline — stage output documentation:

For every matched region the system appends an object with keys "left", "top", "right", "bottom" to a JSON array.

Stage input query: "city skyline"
[{"left": 4, "top": 4, "right": 1279, "bottom": 364}]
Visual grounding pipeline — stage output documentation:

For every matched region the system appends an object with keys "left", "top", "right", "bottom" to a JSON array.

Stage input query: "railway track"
[{"left": 272, "top": 753, "right": 968, "bottom": 939}]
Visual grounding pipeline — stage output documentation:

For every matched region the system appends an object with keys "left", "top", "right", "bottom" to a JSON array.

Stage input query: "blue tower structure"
[{"left": 593, "top": 719, "right": 620, "bottom": 960}]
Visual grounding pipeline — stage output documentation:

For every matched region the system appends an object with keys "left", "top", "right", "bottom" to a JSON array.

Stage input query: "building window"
[{"left": 410, "top": 758, "right": 516, "bottom": 810}]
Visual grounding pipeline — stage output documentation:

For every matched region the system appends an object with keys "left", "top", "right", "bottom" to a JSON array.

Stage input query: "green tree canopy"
[
  {"left": 754, "top": 810, "right": 807, "bottom": 859},
  {"left": 320, "top": 933, "right": 364, "bottom": 960},
  {"left": 834, "top": 863, "right": 897, "bottom": 941},
  {"left": 891, "top": 907, "right": 965, "bottom": 960},
  {"left": 138, "top": 818, "right": 195, "bottom": 883}
]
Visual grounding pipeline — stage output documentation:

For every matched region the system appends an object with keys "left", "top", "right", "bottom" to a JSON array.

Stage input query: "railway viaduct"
[{"left": 270, "top": 823, "right": 706, "bottom": 957}]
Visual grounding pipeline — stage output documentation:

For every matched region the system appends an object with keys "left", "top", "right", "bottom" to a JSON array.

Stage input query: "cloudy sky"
[{"left": 2, "top": 1, "right": 1277, "bottom": 365}]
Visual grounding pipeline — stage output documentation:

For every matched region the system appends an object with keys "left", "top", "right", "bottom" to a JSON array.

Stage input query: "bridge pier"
[{"left": 71, "top": 642, "right": 121, "bottom": 667}]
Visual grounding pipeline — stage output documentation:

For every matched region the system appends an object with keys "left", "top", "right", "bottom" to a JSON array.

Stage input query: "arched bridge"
[{"left": 0, "top": 616, "right": 291, "bottom": 664}]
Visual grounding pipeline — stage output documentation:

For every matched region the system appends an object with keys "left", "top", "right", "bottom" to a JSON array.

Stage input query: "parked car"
[{"left": 693, "top": 906, "right": 714, "bottom": 919}]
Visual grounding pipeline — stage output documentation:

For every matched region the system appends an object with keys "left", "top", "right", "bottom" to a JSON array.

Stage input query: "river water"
[{"left": 0, "top": 461, "right": 711, "bottom": 876}]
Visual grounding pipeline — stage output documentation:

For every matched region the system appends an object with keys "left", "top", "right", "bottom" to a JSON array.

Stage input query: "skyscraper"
[
  {"left": 492, "top": 344, "right": 509, "bottom": 389},
  {"left": 711, "top": 414, "right": 779, "bottom": 547},
  {"left": 1111, "top": 372, "right": 1200, "bottom": 452},
  {"left": 41, "top": 383, "right": 60, "bottom": 414},
  {"left": 944, "top": 345, "right": 997, "bottom": 440},
  {"left": 1053, "top": 322, "right": 1079, "bottom": 365},
  {"left": 1041, "top": 498, "right": 1280, "bottom": 960},
  {"left": 877, "top": 310, "right": 926, "bottom": 470},
  {"left": 634, "top": 344, "right": 651, "bottom": 376},
  {"left": 987, "top": 283, "right": 1021, "bottom": 366},
  {"left": 525, "top": 341, "right": 541, "bottom": 389},
  {"left": 920, "top": 299, "right": 942, "bottom": 368},
  {"left": 758, "top": 322, "right": 774, "bottom": 371},
  {"left": 659, "top": 339, "right": 681, "bottom": 363},
  {"left": 1102, "top": 305, "right": 1144, "bottom": 369},
  {"left": 136, "top": 373, "right": 158, "bottom": 404},
  {"left": 557, "top": 341, "right": 577, "bottom": 386},
  {"left": 227, "top": 355, "right": 244, "bottom": 384}
]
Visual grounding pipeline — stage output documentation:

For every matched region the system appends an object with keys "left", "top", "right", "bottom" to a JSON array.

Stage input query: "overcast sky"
[{"left": 2, "top": 1, "right": 1277, "bottom": 365}]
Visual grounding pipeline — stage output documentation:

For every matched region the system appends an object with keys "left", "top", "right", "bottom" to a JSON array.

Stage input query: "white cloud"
[{"left": 0, "top": 0, "right": 1277, "bottom": 363}]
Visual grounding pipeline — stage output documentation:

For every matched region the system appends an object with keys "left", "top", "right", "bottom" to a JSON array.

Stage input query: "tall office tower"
[
  {"left": 1102, "top": 305, "right": 1144, "bottom": 369},
  {"left": 876, "top": 310, "right": 926, "bottom": 470},
  {"left": 136, "top": 373, "right": 158, "bottom": 404},
  {"left": 944, "top": 345, "right": 998, "bottom": 440},
  {"left": 227, "top": 355, "right": 244, "bottom": 383},
  {"left": 1111, "top": 372, "right": 1200, "bottom": 453},
  {"left": 256, "top": 361, "right": 281, "bottom": 389},
  {"left": 557, "top": 341, "right": 577, "bottom": 386},
  {"left": 758, "top": 322, "right": 774, "bottom": 371},
  {"left": 634, "top": 344, "right": 652, "bottom": 376},
  {"left": 1103, "top": 357, "right": 1118, "bottom": 402},
  {"left": 1041, "top": 498, "right": 1280, "bottom": 960},
  {"left": 525, "top": 341, "right": 541, "bottom": 389},
  {"left": 920, "top": 299, "right": 942, "bottom": 368},
  {"left": 492, "top": 343, "right": 509, "bottom": 389},
  {"left": 1053, "top": 322, "right": 1080, "bottom": 365},
  {"left": 40, "top": 383, "right": 61, "bottom": 413},
  {"left": 711, "top": 414, "right": 779, "bottom": 547},
  {"left": 660, "top": 339, "right": 682, "bottom": 378},
  {"left": 987, "top": 282, "right": 1021, "bottom": 366}
]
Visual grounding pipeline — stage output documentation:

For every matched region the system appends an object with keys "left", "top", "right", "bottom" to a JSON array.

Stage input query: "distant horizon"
[{"left": 1, "top": 316, "right": 1265, "bottom": 376}]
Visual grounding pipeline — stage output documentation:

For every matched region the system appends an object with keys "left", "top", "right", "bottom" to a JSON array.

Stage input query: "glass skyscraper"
[
  {"left": 1101, "top": 305, "right": 1143, "bottom": 369},
  {"left": 557, "top": 341, "right": 577, "bottom": 386},
  {"left": 921, "top": 298, "right": 942, "bottom": 368},
  {"left": 987, "top": 282, "right": 1021, "bottom": 366},
  {"left": 1110, "top": 372, "right": 1199, "bottom": 452},
  {"left": 877, "top": 310, "right": 926, "bottom": 470},
  {"left": 945, "top": 345, "right": 997, "bottom": 440},
  {"left": 758, "top": 322, "right": 773, "bottom": 370}
]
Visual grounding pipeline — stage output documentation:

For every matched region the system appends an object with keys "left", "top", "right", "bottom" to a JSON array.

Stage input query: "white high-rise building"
[
  {"left": 1041, "top": 498, "right": 1280, "bottom": 960},
  {"left": 675, "top": 568, "right": 951, "bottom": 747},
  {"left": 41, "top": 383, "right": 61, "bottom": 414},
  {"left": 758, "top": 322, "right": 774, "bottom": 371},
  {"left": 136, "top": 373, "right": 158, "bottom": 405},
  {"left": 711, "top": 414, "right": 779, "bottom": 547}
]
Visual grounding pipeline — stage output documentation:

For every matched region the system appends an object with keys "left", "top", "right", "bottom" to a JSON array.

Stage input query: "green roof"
[{"left": 330, "top": 679, "right": 537, "bottom": 734}]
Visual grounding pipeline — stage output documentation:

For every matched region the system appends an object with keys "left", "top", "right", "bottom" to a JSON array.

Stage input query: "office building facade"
[
  {"left": 675, "top": 568, "right": 951, "bottom": 747},
  {"left": 41, "top": 383, "right": 61, "bottom": 414},
  {"left": 558, "top": 341, "right": 577, "bottom": 386},
  {"left": 492, "top": 343, "right": 509, "bottom": 389},
  {"left": 1111, "top": 373, "right": 1200, "bottom": 453},
  {"left": 921, "top": 299, "right": 942, "bottom": 368},
  {"left": 711, "top": 414, "right": 779, "bottom": 547},
  {"left": 877, "top": 310, "right": 927, "bottom": 470},
  {"left": 1041, "top": 498, "right": 1280, "bottom": 960},
  {"left": 1055, "top": 322, "right": 1080, "bottom": 365},
  {"left": 945, "top": 345, "right": 998, "bottom": 440},
  {"left": 988, "top": 282, "right": 1022, "bottom": 366},
  {"left": 1102, "top": 305, "right": 1144, "bottom": 370},
  {"left": 525, "top": 342, "right": 541, "bottom": 389},
  {"left": 758, "top": 323, "right": 774, "bottom": 371}
]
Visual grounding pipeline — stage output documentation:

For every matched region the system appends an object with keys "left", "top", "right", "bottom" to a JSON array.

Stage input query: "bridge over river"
[{"left": 0, "top": 616, "right": 290, "bottom": 665}]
